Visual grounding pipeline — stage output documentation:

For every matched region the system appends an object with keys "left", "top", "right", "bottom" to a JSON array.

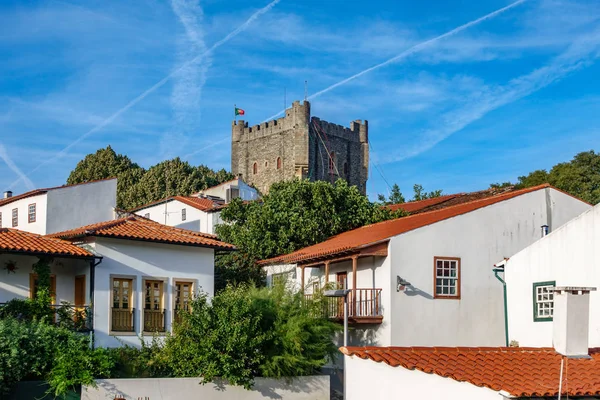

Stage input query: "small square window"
[
  {"left": 28, "top": 203, "right": 36, "bottom": 223},
  {"left": 181, "top": 208, "right": 187, "bottom": 221},
  {"left": 533, "top": 281, "right": 555, "bottom": 322},
  {"left": 11, "top": 208, "right": 18, "bottom": 227},
  {"left": 434, "top": 257, "right": 460, "bottom": 299}
]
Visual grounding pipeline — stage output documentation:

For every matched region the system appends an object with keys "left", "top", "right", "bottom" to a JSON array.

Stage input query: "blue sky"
[{"left": 1, "top": 0, "right": 599, "bottom": 200}]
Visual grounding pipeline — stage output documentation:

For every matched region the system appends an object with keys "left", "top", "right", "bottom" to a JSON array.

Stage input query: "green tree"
[
  {"left": 163, "top": 285, "right": 339, "bottom": 389},
  {"left": 493, "top": 150, "right": 600, "bottom": 205},
  {"left": 412, "top": 184, "right": 443, "bottom": 201},
  {"left": 67, "top": 147, "right": 235, "bottom": 209},
  {"left": 377, "top": 183, "right": 405, "bottom": 205}
]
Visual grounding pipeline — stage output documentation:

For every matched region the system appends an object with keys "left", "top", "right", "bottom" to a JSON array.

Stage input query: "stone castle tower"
[{"left": 231, "top": 100, "right": 369, "bottom": 194}]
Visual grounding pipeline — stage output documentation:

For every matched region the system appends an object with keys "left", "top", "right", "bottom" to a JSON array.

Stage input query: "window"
[
  {"left": 265, "top": 161, "right": 268, "bottom": 168},
  {"left": 0, "top": 212, "right": 2, "bottom": 227},
  {"left": 434, "top": 257, "right": 460, "bottom": 299},
  {"left": 277, "top": 157, "right": 282, "bottom": 170},
  {"left": 28, "top": 203, "right": 36, "bottom": 223},
  {"left": 143, "top": 280, "right": 165, "bottom": 332},
  {"left": 174, "top": 281, "right": 193, "bottom": 325},
  {"left": 533, "top": 281, "right": 556, "bottom": 322},
  {"left": 328, "top": 152, "right": 336, "bottom": 172},
  {"left": 144, "top": 213, "right": 150, "bottom": 219},
  {"left": 112, "top": 278, "right": 134, "bottom": 332},
  {"left": 181, "top": 208, "right": 187, "bottom": 221},
  {"left": 253, "top": 162, "right": 258, "bottom": 175},
  {"left": 12, "top": 208, "right": 17, "bottom": 227}
]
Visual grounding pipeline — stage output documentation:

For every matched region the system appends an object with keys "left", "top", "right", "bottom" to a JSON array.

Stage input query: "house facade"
[
  {"left": 504, "top": 201, "right": 600, "bottom": 348},
  {"left": 131, "top": 178, "right": 258, "bottom": 235},
  {"left": 47, "top": 215, "right": 234, "bottom": 348},
  {"left": 0, "top": 178, "right": 117, "bottom": 235},
  {"left": 0, "top": 228, "right": 98, "bottom": 330},
  {"left": 261, "top": 185, "right": 591, "bottom": 347}
]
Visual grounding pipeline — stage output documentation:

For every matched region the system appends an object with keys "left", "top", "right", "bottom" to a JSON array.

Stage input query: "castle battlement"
[{"left": 231, "top": 100, "right": 368, "bottom": 194}]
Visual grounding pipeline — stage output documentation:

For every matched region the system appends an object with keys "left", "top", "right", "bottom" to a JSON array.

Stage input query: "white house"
[
  {"left": 0, "top": 228, "right": 99, "bottom": 319},
  {"left": 0, "top": 178, "right": 117, "bottom": 235},
  {"left": 504, "top": 201, "right": 600, "bottom": 348},
  {"left": 195, "top": 177, "right": 259, "bottom": 202},
  {"left": 260, "top": 184, "right": 591, "bottom": 347},
  {"left": 342, "top": 287, "right": 600, "bottom": 400},
  {"left": 131, "top": 178, "right": 258, "bottom": 235}
]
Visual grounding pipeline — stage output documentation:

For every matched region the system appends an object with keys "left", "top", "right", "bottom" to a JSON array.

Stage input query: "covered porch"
[
  {"left": 0, "top": 229, "right": 100, "bottom": 331},
  {"left": 300, "top": 240, "right": 388, "bottom": 324}
]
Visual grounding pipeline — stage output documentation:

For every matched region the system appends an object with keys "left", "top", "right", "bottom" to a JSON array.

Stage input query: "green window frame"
[{"left": 533, "top": 281, "right": 556, "bottom": 322}]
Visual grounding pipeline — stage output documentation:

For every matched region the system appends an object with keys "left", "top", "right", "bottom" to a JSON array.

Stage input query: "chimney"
[
  {"left": 552, "top": 286, "right": 596, "bottom": 357},
  {"left": 3, "top": 191, "right": 12, "bottom": 199}
]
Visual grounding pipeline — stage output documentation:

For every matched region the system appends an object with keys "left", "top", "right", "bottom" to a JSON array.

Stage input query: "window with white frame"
[
  {"left": 533, "top": 281, "right": 555, "bottom": 322},
  {"left": 11, "top": 208, "right": 18, "bottom": 227},
  {"left": 28, "top": 203, "right": 36, "bottom": 223},
  {"left": 182, "top": 208, "right": 187, "bottom": 221},
  {"left": 434, "top": 257, "right": 460, "bottom": 298}
]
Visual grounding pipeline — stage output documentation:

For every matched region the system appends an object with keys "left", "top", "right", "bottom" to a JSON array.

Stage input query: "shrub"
[{"left": 163, "top": 285, "right": 339, "bottom": 389}]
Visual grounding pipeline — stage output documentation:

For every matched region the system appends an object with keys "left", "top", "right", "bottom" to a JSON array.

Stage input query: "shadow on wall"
[
  {"left": 402, "top": 285, "right": 434, "bottom": 300},
  {"left": 85, "top": 377, "right": 330, "bottom": 400}
]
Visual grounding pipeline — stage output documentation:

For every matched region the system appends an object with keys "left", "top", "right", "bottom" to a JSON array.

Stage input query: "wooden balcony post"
[
  {"left": 352, "top": 255, "right": 358, "bottom": 315},
  {"left": 324, "top": 261, "right": 330, "bottom": 285}
]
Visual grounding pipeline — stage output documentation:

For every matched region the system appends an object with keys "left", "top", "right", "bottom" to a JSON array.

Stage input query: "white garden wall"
[{"left": 82, "top": 376, "right": 329, "bottom": 400}]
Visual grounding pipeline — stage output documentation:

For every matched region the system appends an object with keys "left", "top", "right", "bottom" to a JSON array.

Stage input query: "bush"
[
  {"left": 107, "top": 336, "right": 169, "bottom": 379},
  {"left": 0, "top": 318, "right": 113, "bottom": 397},
  {"left": 163, "top": 285, "right": 339, "bottom": 389}
]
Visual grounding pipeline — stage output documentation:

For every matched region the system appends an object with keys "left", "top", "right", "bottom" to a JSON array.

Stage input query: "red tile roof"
[
  {"left": 47, "top": 215, "right": 235, "bottom": 250},
  {"left": 0, "top": 228, "right": 94, "bottom": 258},
  {"left": 341, "top": 346, "right": 600, "bottom": 398},
  {"left": 386, "top": 194, "right": 460, "bottom": 213},
  {"left": 129, "top": 196, "right": 221, "bottom": 213},
  {"left": 260, "top": 184, "right": 552, "bottom": 265},
  {"left": 0, "top": 177, "right": 117, "bottom": 208}
]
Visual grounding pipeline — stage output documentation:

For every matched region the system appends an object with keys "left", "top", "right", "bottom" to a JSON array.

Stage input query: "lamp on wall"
[{"left": 397, "top": 276, "right": 411, "bottom": 292}]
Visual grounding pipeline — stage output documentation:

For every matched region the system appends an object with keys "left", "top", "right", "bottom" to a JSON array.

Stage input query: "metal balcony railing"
[{"left": 305, "top": 288, "right": 383, "bottom": 321}]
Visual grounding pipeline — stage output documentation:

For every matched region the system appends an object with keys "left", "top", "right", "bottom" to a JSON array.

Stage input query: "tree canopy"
[
  {"left": 490, "top": 150, "right": 600, "bottom": 205},
  {"left": 67, "top": 146, "right": 234, "bottom": 209},
  {"left": 377, "top": 183, "right": 443, "bottom": 205}
]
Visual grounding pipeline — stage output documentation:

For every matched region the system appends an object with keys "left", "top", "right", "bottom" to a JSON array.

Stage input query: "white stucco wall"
[
  {"left": 0, "top": 253, "right": 90, "bottom": 304},
  {"left": 344, "top": 355, "right": 498, "bottom": 400},
  {"left": 83, "top": 376, "right": 329, "bottom": 400},
  {"left": 45, "top": 179, "right": 117, "bottom": 234},
  {"left": 0, "top": 194, "right": 47, "bottom": 234},
  {"left": 388, "top": 188, "right": 589, "bottom": 347},
  {"left": 505, "top": 203, "right": 600, "bottom": 348},
  {"left": 135, "top": 200, "right": 207, "bottom": 233},
  {"left": 92, "top": 237, "right": 215, "bottom": 348},
  {"left": 201, "top": 179, "right": 259, "bottom": 202}
]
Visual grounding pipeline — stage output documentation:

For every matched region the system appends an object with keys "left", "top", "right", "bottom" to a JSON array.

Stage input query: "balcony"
[
  {"left": 143, "top": 308, "right": 166, "bottom": 333},
  {"left": 305, "top": 288, "right": 383, "bottom": 324},
  {"left": 111, "top": 307, "right": 135, "bottom": 332},
  {"left": 0, "top": 303, "right": 92, "bottom": 332}
]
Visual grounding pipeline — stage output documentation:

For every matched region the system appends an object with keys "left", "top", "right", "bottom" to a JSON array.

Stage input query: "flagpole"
[{"left": 234, "top": 104, "right": 237, "bottom": 122}]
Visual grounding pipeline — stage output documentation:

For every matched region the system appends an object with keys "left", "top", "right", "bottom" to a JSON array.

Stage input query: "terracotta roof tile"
[
  {"left": 0, "top": 228, "right": 94, "bottom": 258},
  {"left": 129, "top": 195, "right": 221, "bottom": 213},
  {"left": 260, "top": 184, "right": 552, "bottom": 265},
  {"left": 46, "top": 215, "right": 235, "bottom": 250},
  {"left": 386, "top": 194, "right": 460, "bottom": 213},
  {"left": 0, "top": 178, "right": 116, "bottom": 208},
  {"left": 341, "top": 346, "right": 600, "bottom": 398}
]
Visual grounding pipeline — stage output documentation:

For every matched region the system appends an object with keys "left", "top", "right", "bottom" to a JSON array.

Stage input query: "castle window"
[
  {"left": 344, "top": 162, "right": 348, "bottom": 176},
  {"left": 329, "top": 152, "right": 336, "bottom": 172},
  {"left": 277, "top": 157, "right": 282, "bottom": 170},
  {"left": 253, "top": 162, "right": 258, "bottom": 175},
  {"left": 265, "top": 161, "right": 268, "bottom": 168}
]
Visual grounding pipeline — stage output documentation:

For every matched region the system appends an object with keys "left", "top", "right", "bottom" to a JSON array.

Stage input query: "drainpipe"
[
  {"left": 89, "top": 257, "right": 103, "bottom": 349},
  {"left": 493, "top": 263, "right": 509, "bottom": 347}
]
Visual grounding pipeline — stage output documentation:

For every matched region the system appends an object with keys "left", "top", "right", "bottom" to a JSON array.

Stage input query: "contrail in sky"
[
  {"left": 264, "top": 0, "right": 528, "bottom": 121},
  {"left": 7, "top": 0, "right": 281, "bottom": 190},
  {"left": 0, "top": 143, "right": 35, "bottom": 190}
]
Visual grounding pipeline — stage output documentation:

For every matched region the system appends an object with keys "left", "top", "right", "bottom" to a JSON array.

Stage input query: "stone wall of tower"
[{"left": 231, "top": 100, "right": 368, "bottom": 194}]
